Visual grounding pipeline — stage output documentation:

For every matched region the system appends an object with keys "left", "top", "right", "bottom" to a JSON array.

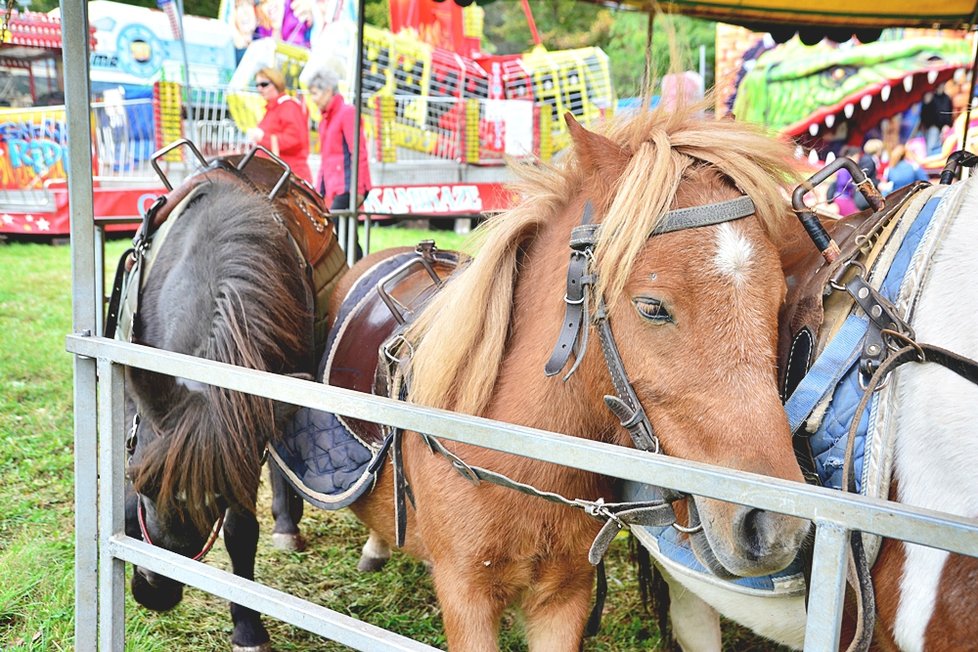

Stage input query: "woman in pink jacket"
[
  {"left": 308, "top": 69, "right": 372, "bottom": 260},
  {"left": 246, "top": 67, "right": 313, "bottom": 184}
]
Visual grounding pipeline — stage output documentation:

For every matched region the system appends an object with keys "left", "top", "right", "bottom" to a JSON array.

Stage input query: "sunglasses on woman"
[{"left": 256, "top": 81, "right": 272, "bottom": 89}]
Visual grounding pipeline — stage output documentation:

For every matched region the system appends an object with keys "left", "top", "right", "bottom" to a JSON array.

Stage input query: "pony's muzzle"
[
  {"left": 695, "top": 496, "right": 810, "bottom": 577},
  {"left": 131, "top": 565, "right": 184, "bottom": 611}
]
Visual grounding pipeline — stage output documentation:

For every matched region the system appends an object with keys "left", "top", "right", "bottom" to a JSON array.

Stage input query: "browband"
[{"left": 652, "top": 195, "right": 756, "bottom": 235}]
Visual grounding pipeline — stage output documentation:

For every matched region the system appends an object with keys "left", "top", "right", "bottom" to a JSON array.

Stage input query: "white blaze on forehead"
[{"left": 713, "top": 222, "right": 754, "bottom": 285}]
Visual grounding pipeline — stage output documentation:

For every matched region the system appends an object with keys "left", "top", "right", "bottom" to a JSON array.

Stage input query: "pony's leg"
[
  {"left": 522, "top": 559, "right": 593, "bottom": 652},
  {"left": 659, "top": 565, "right": 722, "bottom": 652},
  {"left": 431, "top": 564, "right": 513, "bottom": 652},
  {"left": 223, "top": 506, "right": 271, "bottom": 652},
  {"left": 269, "top": 462, "right": 305, "bottom": 551},
  {"left": 356, "top": 529, "right": 392, "bottom": 572}
]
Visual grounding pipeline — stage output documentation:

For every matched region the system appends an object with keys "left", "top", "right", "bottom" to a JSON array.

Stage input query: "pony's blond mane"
[{"left": 406, "top": 102, "right": 801, "bottom": 416}]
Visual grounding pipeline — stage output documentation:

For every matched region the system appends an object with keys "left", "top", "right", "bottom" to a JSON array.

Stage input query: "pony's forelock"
[{"left": 593, "top": 105, "right": 801, "bottom": 302}]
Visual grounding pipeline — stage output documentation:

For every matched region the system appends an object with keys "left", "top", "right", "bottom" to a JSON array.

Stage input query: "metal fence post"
[
  {"left": 804, "top": 522, "right": 850, "bottom": 651},
  {"left": 62, "top": 0, "right": 99, "bottom": 648},
  {"left": 97, "top": 358, "right": 127, "bottom": 650}
]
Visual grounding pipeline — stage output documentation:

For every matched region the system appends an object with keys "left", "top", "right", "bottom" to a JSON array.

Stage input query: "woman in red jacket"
[
  {"left": 245, "top": 67, "right": 313, "bottom": 184},
  {"left": 307, "top": 69, "right": 372, "bottom": 260}
]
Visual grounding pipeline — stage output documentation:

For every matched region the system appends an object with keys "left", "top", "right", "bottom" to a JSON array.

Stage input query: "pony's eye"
[{"left": 633, "top": 297, "right": 672, "bottom": 323}]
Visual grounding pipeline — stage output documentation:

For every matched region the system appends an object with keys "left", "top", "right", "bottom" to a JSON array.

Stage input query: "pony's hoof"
[
  {"left": 271, "top": 532, "right": 306, "bottom": 552},
  {"left": 357, "top": 554, "right": 389, "bottom": 572},
  {"left": 232, "top": 644, "right": 272, "bottom": 652}
]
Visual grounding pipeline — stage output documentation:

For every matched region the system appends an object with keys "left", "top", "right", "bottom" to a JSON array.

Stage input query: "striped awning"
[{"left": 598, "top": 0, "right": 978, "bottom": 30}]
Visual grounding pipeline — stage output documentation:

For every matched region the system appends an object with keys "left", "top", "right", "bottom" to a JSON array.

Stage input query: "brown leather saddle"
[{"left": 323, "top": 242, "right": 463, "bottom": 448}]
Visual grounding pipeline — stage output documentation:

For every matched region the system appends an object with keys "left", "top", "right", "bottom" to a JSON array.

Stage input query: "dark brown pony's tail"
[{"left": 630, "top": 534, "right": 677, "bottom": 651}]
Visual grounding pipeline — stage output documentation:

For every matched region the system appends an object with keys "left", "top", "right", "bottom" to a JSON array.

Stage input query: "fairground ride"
[{"left": 1, "top": 0, "right": 616, "bottom": 237}]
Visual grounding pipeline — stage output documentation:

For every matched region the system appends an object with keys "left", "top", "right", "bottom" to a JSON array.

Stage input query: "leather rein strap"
[{"left": 838, "top": 336, "right": 978, "bottom": 652}]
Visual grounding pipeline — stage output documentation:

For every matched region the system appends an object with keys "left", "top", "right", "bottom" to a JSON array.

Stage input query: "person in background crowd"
[
  {"left": 829, "top": 145, "right": 861, "bottom": 216},
  {"left": 246, "top": 67, "right": 313, "bottom": 184},
  {"left": 919, "top": 83, "right": 954, "bottom": 155},
  {"left": 854, "top": 139, "right": 883, "bottom": 210},
  {"left": 307, "top": 69, "right": 372, "bottom": 261},
  {"left": 882, "top": 145, "right": 929, "bottom": 195}
]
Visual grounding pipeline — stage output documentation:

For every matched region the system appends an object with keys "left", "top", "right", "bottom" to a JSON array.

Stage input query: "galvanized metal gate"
[{"left": 63, "top": 3, "right": 978, "bottom": 651}]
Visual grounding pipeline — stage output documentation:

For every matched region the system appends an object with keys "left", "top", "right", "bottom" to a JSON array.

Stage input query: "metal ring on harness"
[
  {"left": 672, "top": 520, "right": 704, "bottom": 534},
  {"left": 880, "top": 328, "right": 924, "bottom": 361},
  {"left": 829, "top": 259, "right": 868, "bottom": 292}
]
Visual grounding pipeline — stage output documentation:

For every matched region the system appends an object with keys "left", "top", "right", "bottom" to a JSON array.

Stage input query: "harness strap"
[
  {"left": 103, "top": 246, "right": 135, "bottom": 338},
  {"left": 595, "top": 306, "right": 659, "bottom": 452},
  {"left": 545, "top": 206, "right": 597, "bottom": 378},
  {"left": 845, "top": 274, "right": 914, "bottom": 381},
  {"left": 837, "top": 339, "right": 978, "bottom": 652},
  {"left": 544, "top": 247, "right": 595, "bottom": 378},
  {"left": 415, "top": 430, "right": 678, "bottom": 564},
  {"left": 585, "top": 561, "right": 608, "bottom": 637},
  {"left": 392, "top": 428, "right": 412, "bottom": 548},
  {"left": 652, "top": 195, "right": 756, "bottom": 235}
]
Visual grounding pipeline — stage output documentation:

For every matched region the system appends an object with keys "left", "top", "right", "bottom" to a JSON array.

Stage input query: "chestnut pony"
[{"left": 334, "top": 105, "right": 811, "bottom": 651}]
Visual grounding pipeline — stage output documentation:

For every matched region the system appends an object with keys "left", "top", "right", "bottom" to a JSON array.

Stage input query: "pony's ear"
[{"left": 564, "top": 113, "right": 630, "bottom": 193}]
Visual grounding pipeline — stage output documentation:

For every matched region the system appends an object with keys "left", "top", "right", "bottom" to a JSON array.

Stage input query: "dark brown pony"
[
  {"left": 124, "top": 177, "right": 323, "bottom": 652},
  {"left": 333, "top": 104, "right": 811, "bottom": 650}
]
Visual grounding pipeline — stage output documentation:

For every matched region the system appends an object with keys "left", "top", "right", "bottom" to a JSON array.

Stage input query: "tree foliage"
[{"left": 481, "top": 2, "right": 714, "bottom": 99}]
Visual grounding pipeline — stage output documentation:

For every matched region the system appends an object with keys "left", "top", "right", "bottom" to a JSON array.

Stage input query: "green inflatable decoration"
[{"left": 733, "top": 37, "right": 971, "bottom": 136}]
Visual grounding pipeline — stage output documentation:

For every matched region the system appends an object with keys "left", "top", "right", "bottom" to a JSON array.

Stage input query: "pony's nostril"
[
  {"left": 736, "top": 508, "right": 809, "bottom": 562},
  {"left": 736, "top": 508, "right": 789, "bottom": 561},
  {"left": 738, "top": 508, "right": 765, "bottom": 560}
]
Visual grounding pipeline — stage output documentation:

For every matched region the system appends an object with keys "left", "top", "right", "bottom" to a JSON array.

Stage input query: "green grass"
[{"left": 0, "top": 225, "right": 780, "bottom": 651}]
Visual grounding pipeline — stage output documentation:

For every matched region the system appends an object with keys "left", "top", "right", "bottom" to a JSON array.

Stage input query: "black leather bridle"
[
  {"left": 545, "top": 196, "right": 758, "bottom": 454},
  {"left": 391, "top": 195, "right": 760, "bottom": 562}
]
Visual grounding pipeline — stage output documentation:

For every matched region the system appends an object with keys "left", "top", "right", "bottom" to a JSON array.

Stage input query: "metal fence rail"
[{"left": 67, "top": 334, "right": 978, "bottom": 652}]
